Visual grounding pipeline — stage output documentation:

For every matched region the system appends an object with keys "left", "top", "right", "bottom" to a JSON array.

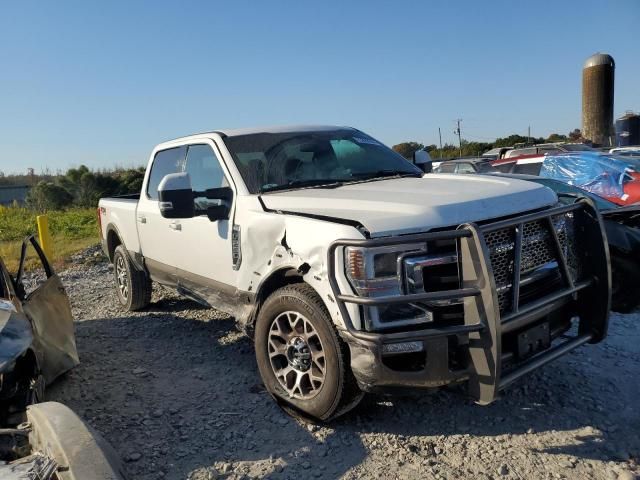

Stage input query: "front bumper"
[{"left": 328, "top": 201, "right": 610, "bottom": 404}]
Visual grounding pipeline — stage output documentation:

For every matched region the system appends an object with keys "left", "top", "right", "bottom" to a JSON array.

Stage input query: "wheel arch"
[
  {"left": 246, "top": 265, "right": 334, "bottom": 335},
  {"left": 105, "top": 224, "right": 123, "bottom": 262}
]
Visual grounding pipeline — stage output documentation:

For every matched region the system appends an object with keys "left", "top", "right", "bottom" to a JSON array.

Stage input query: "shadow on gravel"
[
  {"left": 46, "top": 300, "right": 639, "bottom": 478},
  {"left": 46, "top": 307, "right": 368, "bottom": 479}
]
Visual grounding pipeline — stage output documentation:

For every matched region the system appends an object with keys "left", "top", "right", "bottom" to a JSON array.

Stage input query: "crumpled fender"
[{"left": 235, "top": 198, "right": 364, "bottom": 330}]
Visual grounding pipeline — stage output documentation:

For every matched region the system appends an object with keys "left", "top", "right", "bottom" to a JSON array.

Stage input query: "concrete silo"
[{"left": 582, "top": 53, "right": 615, "bottom": 146}]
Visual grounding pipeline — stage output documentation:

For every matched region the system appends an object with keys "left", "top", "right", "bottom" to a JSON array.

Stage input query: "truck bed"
[{"left": 98, "top": 196, "right": 140, "bottom": 256}]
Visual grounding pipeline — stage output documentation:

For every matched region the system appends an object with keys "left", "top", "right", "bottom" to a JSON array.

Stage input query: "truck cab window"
[
  {"left": 185, "top": 144, "right": 229, "bottom": 210},
  {"left": 147, "top": 147, "right": 187, "bottom": 199}
]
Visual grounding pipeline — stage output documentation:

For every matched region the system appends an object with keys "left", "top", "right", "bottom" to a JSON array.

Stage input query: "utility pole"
[
  {"left": 438, "top": 127, "right": 443, "bottom": 159},
  {"left": 527, "top": 125, "right": 531, "bottom": 145},
  {"left": 454, "top": 119, "right": 462, "bottom": 157}
]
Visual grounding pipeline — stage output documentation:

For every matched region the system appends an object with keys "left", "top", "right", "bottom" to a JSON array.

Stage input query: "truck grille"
[{"left": 484, "top": 213, "right": 577, "bottom": 315}]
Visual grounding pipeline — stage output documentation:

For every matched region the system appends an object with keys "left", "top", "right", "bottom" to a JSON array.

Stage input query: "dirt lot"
[{"left": 46, "top": 246, "right": 639, "bottom": 480}]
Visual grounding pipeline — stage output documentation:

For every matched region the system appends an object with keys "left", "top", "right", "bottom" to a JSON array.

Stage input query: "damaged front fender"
[{"left": 235, "top": 198, "right": 365, "bottom": 331}]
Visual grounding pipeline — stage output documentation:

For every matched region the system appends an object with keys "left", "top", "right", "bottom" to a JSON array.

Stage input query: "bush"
[{"left": 26, "top": 181, "right": 73, "bottom": 211}]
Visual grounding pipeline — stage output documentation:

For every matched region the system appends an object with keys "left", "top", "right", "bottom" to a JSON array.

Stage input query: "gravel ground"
[{"left": 45, "top": 246, "right": 640, "bottom": 480}]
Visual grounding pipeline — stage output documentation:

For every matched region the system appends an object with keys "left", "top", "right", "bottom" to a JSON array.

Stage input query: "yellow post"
[{"left": 36, "top": 215, "right": 53, "bottom": 261}]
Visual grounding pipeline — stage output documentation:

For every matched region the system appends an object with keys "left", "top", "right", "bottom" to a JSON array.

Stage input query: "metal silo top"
[{"left": 583, "top": 53, "right": 615, "bottom": 69}]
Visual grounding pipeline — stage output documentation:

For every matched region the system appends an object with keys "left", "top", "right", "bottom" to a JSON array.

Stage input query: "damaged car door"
[{"left": 14, "top": 236, "right": 79, "bottom": 384}]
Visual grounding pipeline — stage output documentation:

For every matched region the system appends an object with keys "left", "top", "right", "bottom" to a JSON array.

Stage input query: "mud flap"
[{"left": 15, "top": 236, "right": 79, "bottom": 385}]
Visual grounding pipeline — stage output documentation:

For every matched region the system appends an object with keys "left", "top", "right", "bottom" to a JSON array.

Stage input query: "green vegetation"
[
  {"left": 0, "top": 205, "right": 99, "bottom": 272},
  {"left": 0, "top": 165, "right": 143, "bottom": 271},
  {"left": 24, "top": 165, "right": 144, "bottom": 211}
]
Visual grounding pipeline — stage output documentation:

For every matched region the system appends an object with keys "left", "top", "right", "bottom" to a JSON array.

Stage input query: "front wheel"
[
  {"left": 254, "top": 283, "right": 363, "bottom": 421},
  {"left": 113, "top": 245, "right": 152, "bottom": 311}
]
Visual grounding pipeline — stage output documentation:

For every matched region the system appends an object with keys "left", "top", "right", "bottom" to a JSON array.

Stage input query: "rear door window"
[{"left": 146, "top": 147, "right": 187, "bottom": 199}]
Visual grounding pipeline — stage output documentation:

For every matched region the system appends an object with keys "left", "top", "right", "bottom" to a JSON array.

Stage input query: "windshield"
[
  {"left": 223, "top": 129, "right": 422, "bottom": 193},
  {"left": 561, "top": 144, "right": 597, "bottom": 152},
  {"left": 529, "top": 177, "right": 617, "bottom": 210}
]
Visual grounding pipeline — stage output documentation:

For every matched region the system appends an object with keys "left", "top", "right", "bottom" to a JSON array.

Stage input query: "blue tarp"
[{"left": 539, "top": 152, "right": 634, "bottom": 200}]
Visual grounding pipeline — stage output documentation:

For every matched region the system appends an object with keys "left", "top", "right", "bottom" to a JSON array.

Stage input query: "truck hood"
[{"left": 260, "top": 175, "right": 557, "bottom": 237}]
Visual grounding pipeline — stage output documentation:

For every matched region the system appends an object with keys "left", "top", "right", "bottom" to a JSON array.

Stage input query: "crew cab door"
[
  {"left": 137, "top": 146, "right": 188, "bottom": 285},
  {"left": 173, "top": 142, "right": 237, "bottom": 300},
  {"left": 14, "top": 236, "right": 79, "bottom": 384}
]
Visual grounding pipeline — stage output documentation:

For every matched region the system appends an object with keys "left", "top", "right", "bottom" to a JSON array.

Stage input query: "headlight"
[
  {"left": 344, "top": 244, "right": 433, "bottom": 331},
  {"left": 345, "top": 244, "right": 423, "bottom": 296}
]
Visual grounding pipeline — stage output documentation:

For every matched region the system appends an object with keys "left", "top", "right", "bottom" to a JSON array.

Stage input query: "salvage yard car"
[
  {"left": 0, "top": 236, "right": 79, "bottom": 425},
  {"left": 0, "top": 239, "right": 127, "bottom": 479},
  {"left": 98, "top": 125, "right": 610, "bottom": 420}
]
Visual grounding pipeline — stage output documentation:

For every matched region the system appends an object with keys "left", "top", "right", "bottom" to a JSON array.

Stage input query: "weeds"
[{"left": 0, "top": 205, "right": 99, "bottom": 272}]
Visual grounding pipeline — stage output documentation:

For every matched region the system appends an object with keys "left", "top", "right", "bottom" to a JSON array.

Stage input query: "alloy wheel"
[{"left": 267, "top": 311, "right": 326, "bottom": 399}]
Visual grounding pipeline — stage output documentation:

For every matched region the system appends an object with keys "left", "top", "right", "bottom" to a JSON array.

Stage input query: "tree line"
[
  {"left": 392, "top": 129, "right": 583, "bottom": 160},
  {"left": 20, "top": 166, "right": 145, "bottom": 212}
]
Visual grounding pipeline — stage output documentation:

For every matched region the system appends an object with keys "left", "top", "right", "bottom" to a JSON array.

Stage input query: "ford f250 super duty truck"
[{"left": 98, "top": 125, "right": 610, "bottom": 420}]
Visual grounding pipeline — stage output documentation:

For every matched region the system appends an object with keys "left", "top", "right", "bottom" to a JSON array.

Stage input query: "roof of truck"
[
  {"left": 216, "top": 125, "right": 354, "bottom": 137},
  {"left": 160, "top": 125, "right": 357, "bottom": 146}
]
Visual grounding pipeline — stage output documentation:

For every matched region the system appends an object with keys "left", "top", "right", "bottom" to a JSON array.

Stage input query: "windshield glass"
[
  {"left": 561, "top": 144, "right": 596, "bottom": 152},
  {"left": 223, "top": 129, "right": 422, "bottom": 193}
]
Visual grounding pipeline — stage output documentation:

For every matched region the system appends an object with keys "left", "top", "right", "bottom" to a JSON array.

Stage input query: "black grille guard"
[{"left": 327, "top": 199, "right": 611, "bottom": 404}]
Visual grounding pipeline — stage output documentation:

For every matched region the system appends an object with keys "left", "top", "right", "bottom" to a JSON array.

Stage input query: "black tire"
[
  {"left": 113, "top": 245, "right": 151, "bottom": 311},
  {"left": 611, "top": 254, "right": 639, "bottom": 313},
  {"left": 255, "top": 283, "right": 363, "bottom": 421}
]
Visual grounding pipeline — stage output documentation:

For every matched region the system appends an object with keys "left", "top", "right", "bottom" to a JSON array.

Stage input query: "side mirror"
[
  {"left": 158, "top": 173, "right": 195, "bottom": 219},
  {"left": 199, "top": 187, "right": 234, "bottom": 221},
  {"left": 420, "top": 160, "right": 433, "bottom": 174},
  {"left": 413, "top": 150, "right": 433, "bottom": 173}
]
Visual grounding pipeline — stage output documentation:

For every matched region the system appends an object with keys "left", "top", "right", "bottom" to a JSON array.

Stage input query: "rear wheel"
[
  {"left": 113, "top": 245, "right": 151, "bottom": 311},
  {"left": 255, "top": 283, "right": 363, "bottom": 421}
]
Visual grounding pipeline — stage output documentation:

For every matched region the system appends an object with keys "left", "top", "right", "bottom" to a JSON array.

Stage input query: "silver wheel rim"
[
  {"left": 115, "top": 255, "right": 129, "bottom": 301},
  {"left": 268, "top": 311, "right": 326, "bottom": 399}
]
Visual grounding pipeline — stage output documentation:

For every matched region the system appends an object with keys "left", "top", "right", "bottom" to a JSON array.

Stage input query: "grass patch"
[{"left": 0, "top": 206, "right": 100, "bottom": 273}]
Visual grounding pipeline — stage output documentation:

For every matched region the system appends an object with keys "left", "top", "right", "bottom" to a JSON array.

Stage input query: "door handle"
[
  {"left": 137, "top": 215, "right": 147, "bottom": 224},
  {"left": 169, "top": 221, "right": 182, "bottom": 231}
]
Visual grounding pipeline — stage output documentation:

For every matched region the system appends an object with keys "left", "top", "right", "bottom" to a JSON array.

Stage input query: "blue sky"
[{"left": 1, "top": 0, "right": 639, "bottom": 173}]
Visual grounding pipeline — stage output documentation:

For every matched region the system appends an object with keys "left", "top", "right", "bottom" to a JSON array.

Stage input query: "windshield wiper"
[
  {"left": 350, "top": 169, "right": 423, "bottom": 180},
  {"left": 260, "top": 179, "right": 344, "bottom": 193}
]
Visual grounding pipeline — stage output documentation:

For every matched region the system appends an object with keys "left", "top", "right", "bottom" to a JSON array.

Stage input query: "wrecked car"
[
  {"left": 1, "top": 236, "right": 79, "bottom": 425},
  {"left": 0, "top": 402, "right": 127, "bottom": 479},
  {"left": 98, "top": 125, "right": 610, "bottom": 421}
]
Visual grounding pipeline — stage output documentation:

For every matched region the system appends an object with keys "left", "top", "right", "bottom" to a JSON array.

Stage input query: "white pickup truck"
[{"left": 98, "top": 125, "right": 610, "bottom": 420}]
